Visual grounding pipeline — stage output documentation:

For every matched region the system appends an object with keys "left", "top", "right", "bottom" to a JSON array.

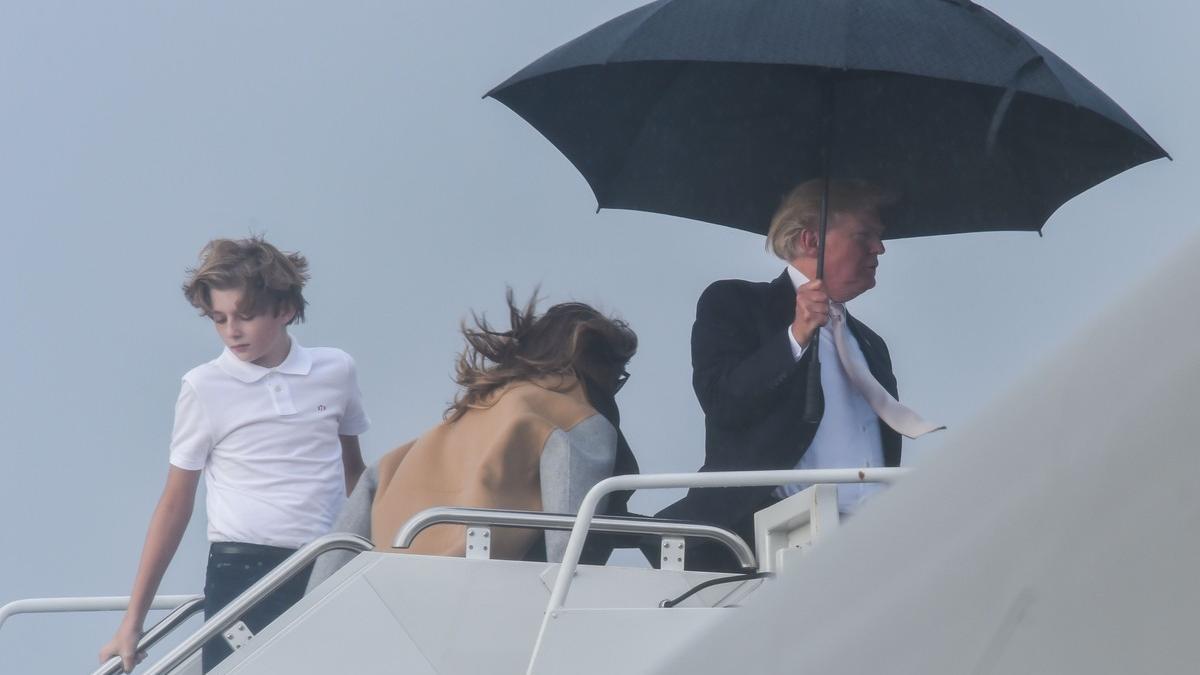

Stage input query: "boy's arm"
[
  {"left": 340, "top": 435, "right": 365, "bottom": 496},
  {"left": 99, "top": 466, "right": 200, "bottom": 673}
]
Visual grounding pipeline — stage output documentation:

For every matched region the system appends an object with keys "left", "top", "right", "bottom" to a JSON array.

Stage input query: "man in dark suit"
[{"left": 658, "top": 179, "right": 935, "bottom": 571}]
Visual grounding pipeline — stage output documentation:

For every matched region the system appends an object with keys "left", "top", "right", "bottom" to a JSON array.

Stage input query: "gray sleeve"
[
  {"left": 540, "top": 414, "right": 618, "bottom": 563},
  {"left": 306, "top": 464, "right": 378, "bottom": 593}
]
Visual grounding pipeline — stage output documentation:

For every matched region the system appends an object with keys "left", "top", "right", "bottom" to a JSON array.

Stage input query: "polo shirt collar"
[{"left": 217, "top": 338, "right": 312, "bottom": 383}]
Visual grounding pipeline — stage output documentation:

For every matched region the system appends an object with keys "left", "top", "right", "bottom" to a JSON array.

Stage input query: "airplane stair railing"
[
  {"left": 0, "top": 594, "right": 203, "bottom": 675},
  {"left": 527, "top": 467, "right": 911, "bottom": 674},
  {"left": 135, "top": 533, "right": 372, "bottom": 675},
  {"left": 0, "top": 594, "right": 201, "bottom": 634},
  {"left": 91, "top": 597, "right": 207, "bottom": 675},
  {"left": 393, "top": 506, "right": 757, "bottom": 571}
]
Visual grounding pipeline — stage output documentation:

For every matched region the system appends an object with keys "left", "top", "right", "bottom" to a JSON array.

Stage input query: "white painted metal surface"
[
  {"left": 660, "top": 536, "right": 686, "bottom": 571},
  {"left": 530, "top": 609, "right": 730, "bottom": 675},
  {"left": 218, "top": 555, "right": 437, "bottom": 675},
  {"left": 464, "top": 526, "right": 492, "bottom": 559},
  {"left": 753, "top": 485, "right": 841, "bottom": 573},
  {"left": 222, "top": 620, "right": 253, "bottom": 651},
  {"left": 211, "top": 551, "right": 740, "bottom": 674}
]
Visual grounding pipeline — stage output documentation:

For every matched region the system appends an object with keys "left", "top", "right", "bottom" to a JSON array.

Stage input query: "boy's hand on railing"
[{"left": 99, "top": 621, "right": 145, "bottom": 673}]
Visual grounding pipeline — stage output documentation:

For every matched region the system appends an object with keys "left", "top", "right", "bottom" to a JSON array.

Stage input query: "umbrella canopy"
[{"left": 488, "top": 0, "right": 1168, "bottom": 239}]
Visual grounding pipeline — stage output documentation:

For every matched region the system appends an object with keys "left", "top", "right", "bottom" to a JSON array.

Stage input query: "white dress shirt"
[{"left": 777, "top": 265, "right": 884, "bottom": 514}]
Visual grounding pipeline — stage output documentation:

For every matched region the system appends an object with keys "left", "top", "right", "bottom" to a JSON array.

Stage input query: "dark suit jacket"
[{"left": 657, "top": 269, "right": 902, "bottom": 570}]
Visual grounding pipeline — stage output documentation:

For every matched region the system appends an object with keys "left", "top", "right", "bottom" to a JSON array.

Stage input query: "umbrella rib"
[
  {"left": 985, "top": 55, "right": 1044, "bottom": 155},
  {"left": 604, "top": 0, "right": 677, "bottom": 65}
]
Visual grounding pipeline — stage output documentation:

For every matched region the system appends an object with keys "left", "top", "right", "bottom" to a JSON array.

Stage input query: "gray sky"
[{"left": 0, "top": 1, "right": 1194, "bottom": 672}]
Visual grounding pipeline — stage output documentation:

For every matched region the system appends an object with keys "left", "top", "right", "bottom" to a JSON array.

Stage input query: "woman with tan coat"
[{"left": 310, "top": 292, "right": 639, "bottom": 587}]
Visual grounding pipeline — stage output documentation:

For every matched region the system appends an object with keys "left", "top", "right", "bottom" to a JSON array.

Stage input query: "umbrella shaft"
[
  {"left": 806, "top": 77, "right": 836, "bottom": 424},
  {"left": 816, "top": 173, "right": 830, "bottom": 279},
  {"left": 816, "top": 76, "right": 835, "bottom": 280}
]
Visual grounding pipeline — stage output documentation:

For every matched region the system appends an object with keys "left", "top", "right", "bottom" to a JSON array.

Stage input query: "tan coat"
[{"left": 372, "top": 375, "right": 599, "bottom": 560}]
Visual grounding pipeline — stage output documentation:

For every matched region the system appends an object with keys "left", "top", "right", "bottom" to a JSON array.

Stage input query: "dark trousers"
[{"left": 201, "top": 542, "right": 312, "bottom": 673}]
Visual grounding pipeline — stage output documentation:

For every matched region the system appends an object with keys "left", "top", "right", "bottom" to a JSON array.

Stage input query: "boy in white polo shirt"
[{"left": 99, "top": 237, "right": 370, "bottom": 673}]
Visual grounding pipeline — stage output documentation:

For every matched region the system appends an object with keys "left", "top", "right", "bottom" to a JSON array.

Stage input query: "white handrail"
[
  {"left": 141, "top": 533, "right": 372, "bottom": 675},
  {"left": 0, "top": 594, "right": 201, "bottom": 631},
  {"left": 92, "top": 597, "right": 207, "bottom": 675},
  {"left": 525, "top": 467, "right": 909, "bottom": 674},
  {"left": 392, "top": 506, "right": 757, "bottom": 569}
]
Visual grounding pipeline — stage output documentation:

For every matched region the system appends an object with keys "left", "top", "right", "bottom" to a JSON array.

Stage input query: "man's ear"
[
  {"left": 795, "top": 227, "right": 820, "bottom": 258},
  {"left": 278, "top": 305, "right": 297, "bottom": 325}
]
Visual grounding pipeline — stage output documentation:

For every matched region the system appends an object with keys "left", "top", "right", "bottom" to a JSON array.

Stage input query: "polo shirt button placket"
[{"left": 267, "top": 375, "right": 298, "bottom": 416}]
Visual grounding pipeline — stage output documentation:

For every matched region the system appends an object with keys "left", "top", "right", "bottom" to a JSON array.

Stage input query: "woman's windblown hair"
[{"left": 446, "top": 289, "right": 637, "bottom": 422}]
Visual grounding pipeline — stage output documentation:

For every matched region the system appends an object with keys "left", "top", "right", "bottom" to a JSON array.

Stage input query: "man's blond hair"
[{"left": 766, "top": 179, "right": 898, "bottom": 261}]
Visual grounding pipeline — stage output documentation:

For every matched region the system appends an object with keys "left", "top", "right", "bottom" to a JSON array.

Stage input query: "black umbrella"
[
  {"left": 487, "top": 0, "right": 1167, "bottom": 241},
  {"left": 488, "top": 0, "right": 1167, "bottom": 422}
]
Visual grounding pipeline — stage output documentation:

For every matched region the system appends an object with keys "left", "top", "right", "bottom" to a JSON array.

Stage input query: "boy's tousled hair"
[
  {"left": 182, "top": 236, "right": 310, "bottom": 323},
  {"left": 445, "top": 289, "right": 637, "bottom": 422}
]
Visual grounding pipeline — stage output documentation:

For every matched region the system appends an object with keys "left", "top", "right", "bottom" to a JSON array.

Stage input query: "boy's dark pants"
[{"left": 201, "top": 542, "right": 312, "bottom": 673}]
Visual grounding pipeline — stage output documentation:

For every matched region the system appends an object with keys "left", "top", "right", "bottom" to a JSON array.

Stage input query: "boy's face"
[{"left": 208, "top": 287, "right": 295, "bottom": 367}]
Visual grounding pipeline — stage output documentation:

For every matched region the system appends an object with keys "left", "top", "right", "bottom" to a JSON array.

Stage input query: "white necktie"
[{"left": 828, "top": 303, "right": 944, "bottom": 439}]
